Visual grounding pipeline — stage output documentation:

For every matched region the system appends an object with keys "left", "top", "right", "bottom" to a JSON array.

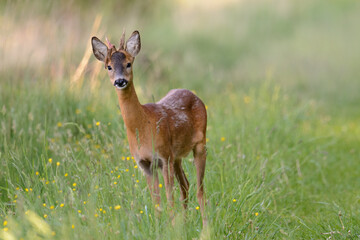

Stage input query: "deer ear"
[
  {"left": 91, "top": 37, "right": 108, "bottom": 62},
  {"left": 126, "top": 31, "right": 141, "bottom": 57}
]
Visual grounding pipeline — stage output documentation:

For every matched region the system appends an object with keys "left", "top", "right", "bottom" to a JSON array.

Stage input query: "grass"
[{"left": 1, "top": 0, "right": 360, "bottom": 239}]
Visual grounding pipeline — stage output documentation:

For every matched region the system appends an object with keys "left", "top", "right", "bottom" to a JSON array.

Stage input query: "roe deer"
[{"left": 91, "top": 30, "right": 207, "bottom": 226}]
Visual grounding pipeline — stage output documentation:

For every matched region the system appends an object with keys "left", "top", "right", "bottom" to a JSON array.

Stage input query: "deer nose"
[{"left": 114, "top": 78, "right": 128, "bottom": 89}]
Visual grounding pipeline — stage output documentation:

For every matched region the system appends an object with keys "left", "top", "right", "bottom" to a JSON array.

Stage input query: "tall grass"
[{"left": 1, "top": 0, "right": 360, "bottom": 239}]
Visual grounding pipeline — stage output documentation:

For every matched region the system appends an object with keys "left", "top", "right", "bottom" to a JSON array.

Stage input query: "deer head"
[{"left": 91, "top": 31, "right": 141, "bottom": 90}]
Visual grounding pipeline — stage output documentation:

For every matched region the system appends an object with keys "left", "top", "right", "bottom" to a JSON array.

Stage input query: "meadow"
[{"left": 1, "top": 0, "right": 360, "bottom": 239}]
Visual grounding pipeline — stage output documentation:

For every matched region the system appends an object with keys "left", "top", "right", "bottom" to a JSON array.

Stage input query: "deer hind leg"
[
  {"left": 193, "top": 142, "right": 207, "bottom": 226},
  {"left": 174, "top": 160, "right": 189, "bottom": 209}
]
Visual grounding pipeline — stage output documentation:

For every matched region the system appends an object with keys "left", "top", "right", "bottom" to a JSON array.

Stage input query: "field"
[{"left": 1, "top": 0, "right": 360, "bottom": 239}]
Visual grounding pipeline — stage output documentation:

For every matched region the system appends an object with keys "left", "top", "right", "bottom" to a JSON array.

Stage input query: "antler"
[
  {"left": 106, "top": 37, "right": 114, "bottom": 49},
  {"left": 119, "top": 29, "right": 126, "bottom": 50}
]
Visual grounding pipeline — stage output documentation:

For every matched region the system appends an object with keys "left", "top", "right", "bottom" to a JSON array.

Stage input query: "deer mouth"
[{"left": 114, "top": 79, "right": 128, "bottom": 89}]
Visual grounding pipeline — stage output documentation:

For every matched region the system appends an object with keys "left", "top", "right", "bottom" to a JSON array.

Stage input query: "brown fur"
[{"left": 91, "top": 31, "right": 207, "bottom": 226}]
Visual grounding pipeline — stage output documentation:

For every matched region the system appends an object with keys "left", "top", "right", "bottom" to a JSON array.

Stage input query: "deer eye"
[
  {"left": 126, "top": 63, "right": 131, "bottom": 68},
  {"left": 107, "top": 65, "right": 112, "bottom": 71}
]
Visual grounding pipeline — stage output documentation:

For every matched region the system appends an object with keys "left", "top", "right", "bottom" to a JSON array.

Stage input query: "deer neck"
[{"left": 116, "top": 83, "right": 147, "bottom": 133}]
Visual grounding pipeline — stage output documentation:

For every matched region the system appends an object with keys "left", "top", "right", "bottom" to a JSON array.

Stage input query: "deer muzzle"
[{"left": 114, "top": 79, "right": 128, "bottom": 89}]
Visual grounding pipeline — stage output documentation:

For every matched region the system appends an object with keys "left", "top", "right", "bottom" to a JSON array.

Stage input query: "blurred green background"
[{"left": 0, "top": 0, "right": 359, "bottom": 239}]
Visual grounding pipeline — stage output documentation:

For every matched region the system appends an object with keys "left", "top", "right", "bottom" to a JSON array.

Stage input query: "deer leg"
[
  {"left": 193, "top": 142, "right": 207, "bottom": 226},
  {"left": 162, "top": 161, "right": 175, "bottom": 209},
  {"left": 146, "top": 171, "right": 160, "bottom": 212},
  {"left": 174, "top": 160, "right": 189, "bottom": 209}
]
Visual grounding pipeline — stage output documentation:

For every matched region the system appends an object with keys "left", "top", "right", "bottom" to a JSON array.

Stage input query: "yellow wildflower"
[
  {"left": 3, "top": 221, "right": 7, "bottom": 226},
  {"left": 96, "top": 121, "right": 100, "bottom": 126},
  {"left": 114, "top": 205, "right": 121, "bottom": 210},
  {"left": 64, "top": 173, "right": 68, "bottom": 177},
  {"left": 60, "top": 203, "right": 64, "bottom": 207},
  {"left": 36, "top": 171, "right": 39, "bottom": 176},
  {"left": 56, "top": 162, "right": 60, "bottom": 166},
  {"left": 233, "top": 199, "right": 236, "bottom": 202},
  {"left": 195, "top": 206, "right": 199, "bottom": 210},
  {"left": 48, "top": 158, "right": 52, "bottom": 163},
  {"left": 159, "top": 184, "right": 162, "bottom": 188},
  {"left": 57, "top": 122, "right": 62, "bottom": 127}
]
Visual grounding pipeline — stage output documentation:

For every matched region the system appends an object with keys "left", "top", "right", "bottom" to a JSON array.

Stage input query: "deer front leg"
[
  {"left": 162, "top": 160, "right": 175, "bottom": 210},
  {"left": 146, "top": 171, "right": 161, "bottom": 212},
  {"left": 162, "top": 160, "right": 176, "bottom": 224}
]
